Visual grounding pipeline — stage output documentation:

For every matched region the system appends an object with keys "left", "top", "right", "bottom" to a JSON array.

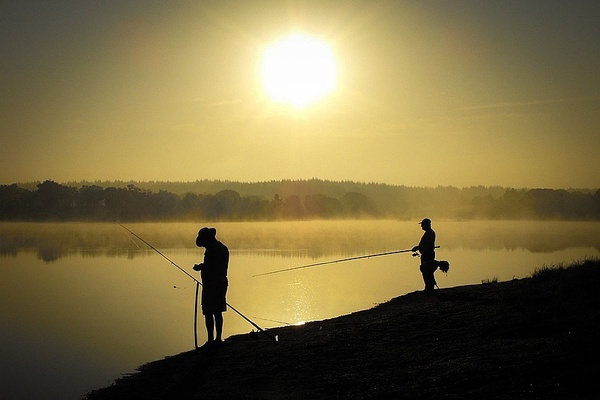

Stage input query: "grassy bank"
[{"left": 85, "top": 259, "right": 600, "bottom": 400}]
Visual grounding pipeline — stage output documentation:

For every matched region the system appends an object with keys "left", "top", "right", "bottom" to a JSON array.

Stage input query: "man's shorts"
[{"left": 201, "top": 280, "right": 228, "bottom": 315}]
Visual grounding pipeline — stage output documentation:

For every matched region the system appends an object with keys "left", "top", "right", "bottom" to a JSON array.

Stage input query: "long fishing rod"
[
  {"left": 253, "top": 246, "right": 441, "bottom": 277},
  {"left": 115, "top": 221, "right": 277, "bottom": 343}
]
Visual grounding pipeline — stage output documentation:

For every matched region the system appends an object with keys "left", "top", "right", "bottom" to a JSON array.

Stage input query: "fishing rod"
[
  {"left": 194, "top": 282, "right": 200, "bottom": 348},
  {"left": 115, "top": 221, "right": 277, "bottom": 343},
  {"left": 253, "top": 246, "right": 441, "bottom": 277}
]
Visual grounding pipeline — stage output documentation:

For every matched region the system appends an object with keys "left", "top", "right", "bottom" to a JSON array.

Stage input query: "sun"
[{"left": 260, "top": 33, "right": 338, "bottom": 109}]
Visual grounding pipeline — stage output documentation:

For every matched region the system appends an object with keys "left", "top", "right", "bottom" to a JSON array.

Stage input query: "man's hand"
[{"left": 193, "top": 263, "right": 203, "bottom": 271}]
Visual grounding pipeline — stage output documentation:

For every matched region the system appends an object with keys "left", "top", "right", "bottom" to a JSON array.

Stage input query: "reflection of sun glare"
[{"left": 261, "top": 33, "right": 337, "bottom": 109}]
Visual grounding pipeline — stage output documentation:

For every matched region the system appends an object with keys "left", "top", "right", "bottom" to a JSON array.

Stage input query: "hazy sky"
[{"left": 2, "top": 1, "right": 599, "bottom": 188}]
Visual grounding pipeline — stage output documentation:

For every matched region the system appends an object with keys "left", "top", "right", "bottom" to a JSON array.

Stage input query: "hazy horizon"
[
  {"left": 2, "top": 1, "right": 599, "bottom": 189},
  {"left": 4, "top": 178, "right": 598, "bottom": 192}
]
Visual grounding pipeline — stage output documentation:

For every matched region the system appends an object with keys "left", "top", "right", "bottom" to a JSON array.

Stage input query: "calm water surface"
[{"left": 1, "top": 220, "right": 598, "bottom": 400}]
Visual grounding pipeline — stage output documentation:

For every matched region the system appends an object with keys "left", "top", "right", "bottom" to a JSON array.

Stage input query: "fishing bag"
[{"left": 437, "top": 260, "right": 450, "bottom": 273}]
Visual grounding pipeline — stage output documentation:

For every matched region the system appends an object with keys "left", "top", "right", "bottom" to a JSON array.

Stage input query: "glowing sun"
[{"left": 261, "top": 33, "right": 337, "bottom": 108}]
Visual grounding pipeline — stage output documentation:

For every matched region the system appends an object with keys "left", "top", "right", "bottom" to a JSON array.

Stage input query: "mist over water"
[
  {"left": 1, "top": 220, "right": 599, "bottom": 400},
  {"left": 2, "top": 220, "right": 598, "bottom": 261}
]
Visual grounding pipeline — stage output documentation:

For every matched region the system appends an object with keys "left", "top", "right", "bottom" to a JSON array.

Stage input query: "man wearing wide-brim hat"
[{"left": 193, "top": 227, "right": 229, "bottom": 347}]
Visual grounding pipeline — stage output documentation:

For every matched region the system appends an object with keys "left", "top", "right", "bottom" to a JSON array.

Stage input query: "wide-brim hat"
[{"left": 196, "top": 227, "right": 217, "bottom": 246}]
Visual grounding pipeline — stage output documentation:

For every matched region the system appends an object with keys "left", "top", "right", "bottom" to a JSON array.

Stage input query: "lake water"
[{"left": 1, "top": 220, "right": 599, "bottom": 400}]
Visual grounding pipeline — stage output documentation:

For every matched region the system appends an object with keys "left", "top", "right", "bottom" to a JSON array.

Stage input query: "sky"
[{"left": 1, "top": 0, "right": 599, "bottom": 189}]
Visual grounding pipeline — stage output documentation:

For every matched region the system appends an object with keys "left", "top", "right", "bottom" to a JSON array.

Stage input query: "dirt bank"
[{"left": 85, "top": 259, "right": 600, "bottom": 400}]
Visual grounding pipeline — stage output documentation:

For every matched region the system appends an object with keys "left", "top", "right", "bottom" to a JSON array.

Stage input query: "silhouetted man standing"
[
  {"left": 193, "top": 227, "right": 229, "bottom": 347},
  {"left": 412, "top": 218, "right": 437, "bottom": 294}
]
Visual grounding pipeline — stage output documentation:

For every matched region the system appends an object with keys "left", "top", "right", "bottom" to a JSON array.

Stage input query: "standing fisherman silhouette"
[
  {"left": 412, "top": 218, "right": 438, "bottom": 294},
  {"left": 193, "top": 227, "right": 229, "bottom": 348}
]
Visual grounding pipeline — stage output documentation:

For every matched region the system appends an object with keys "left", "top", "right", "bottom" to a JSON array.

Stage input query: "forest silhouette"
[{"left": 1, "top": 179, "right": 598, "bottom": 221}]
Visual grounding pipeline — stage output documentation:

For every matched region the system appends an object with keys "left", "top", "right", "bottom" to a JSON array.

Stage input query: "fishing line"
[
  {"left": 115, "top": 221, "right": 277, "bottom": 343},
  {"left": 117, "top": 223, "right": 143, "bottom": 250},
  {"left": 253, "top": 316, "right": 293, "bottom": 326},
  {"left": 253, "top": 246, "right": 440, "bottom": 277}
]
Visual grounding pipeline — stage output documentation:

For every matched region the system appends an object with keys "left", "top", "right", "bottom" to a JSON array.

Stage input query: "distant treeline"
[{"left": 1, "top": 179, "right": 599, "bottom": 221}]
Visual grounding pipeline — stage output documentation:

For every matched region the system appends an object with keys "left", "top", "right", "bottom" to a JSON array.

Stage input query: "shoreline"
[{"left": 85, "top": 259, "right": 600, "bottom": 399}]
